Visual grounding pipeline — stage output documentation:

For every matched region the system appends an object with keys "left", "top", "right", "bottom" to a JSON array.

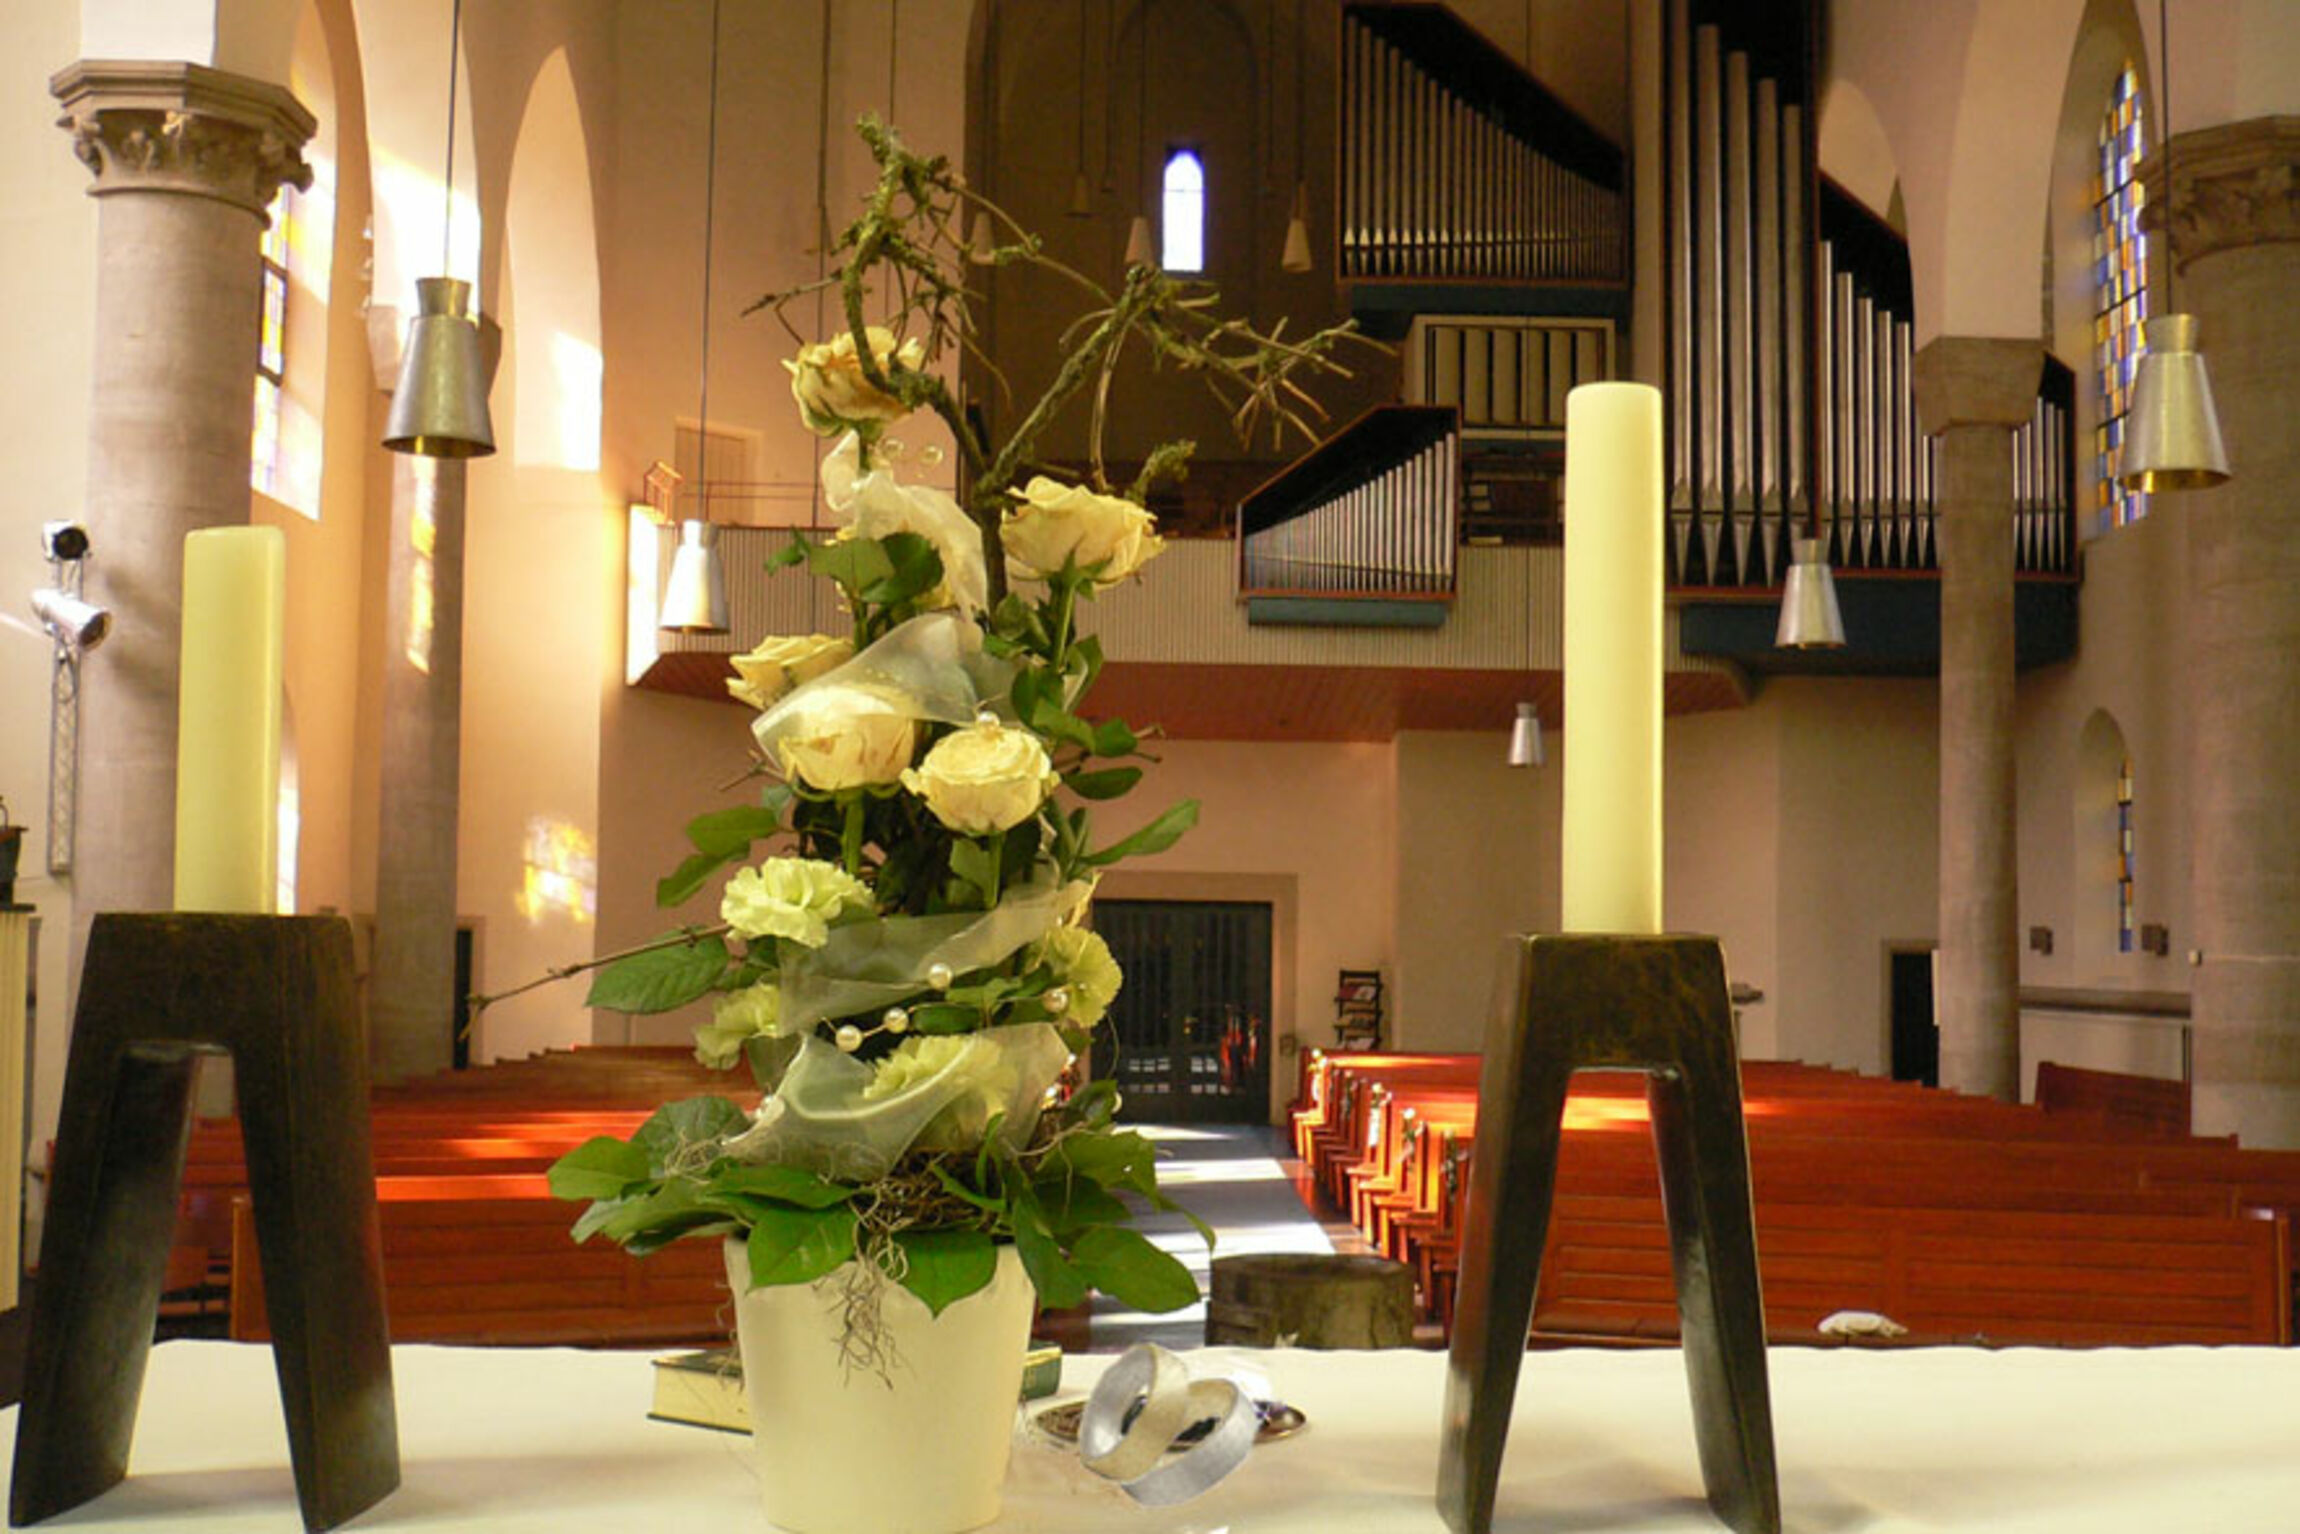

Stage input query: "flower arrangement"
[{"left": 537, "top": 120, "right": 1360, "bottom": 1357}]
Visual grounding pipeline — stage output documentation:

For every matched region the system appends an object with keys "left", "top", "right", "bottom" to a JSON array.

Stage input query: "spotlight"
[
  {"left": 31, "top": 588, "right": 111, "bottom": 650},
  {"left": 41, "top": 521, "right": 90, "bottom": 563}
]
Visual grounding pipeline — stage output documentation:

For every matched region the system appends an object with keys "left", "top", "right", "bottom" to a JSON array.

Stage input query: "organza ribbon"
[
  {"left": 721, "top": 1022, "right": 1072, "bottom": 1182},
  {"left": 1076, "top": 1344, "right": 1260, "bottom": 1506},
  {"left": 775, "top": 872, "right": 1092, "bottom": 1035}
]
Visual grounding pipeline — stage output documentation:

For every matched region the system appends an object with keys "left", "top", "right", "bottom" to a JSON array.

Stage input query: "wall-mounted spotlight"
[{"left": 29, "top": 588, "right": 110, "bottom": 651}]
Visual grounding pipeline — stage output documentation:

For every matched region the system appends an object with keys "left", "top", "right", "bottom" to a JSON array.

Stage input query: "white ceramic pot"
[{"left": 723, "top": 1238, "right": 1037, "bottom": 1534}]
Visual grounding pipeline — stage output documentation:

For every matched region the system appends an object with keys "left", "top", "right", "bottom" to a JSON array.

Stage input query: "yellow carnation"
[{"left": 720, "top": 857, "right": 874, "bottom": 947}]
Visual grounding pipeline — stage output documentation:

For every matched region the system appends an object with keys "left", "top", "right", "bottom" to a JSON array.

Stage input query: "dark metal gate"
[{"left": 1092, "top": 900, "right": 1273, "bottom": 1122}]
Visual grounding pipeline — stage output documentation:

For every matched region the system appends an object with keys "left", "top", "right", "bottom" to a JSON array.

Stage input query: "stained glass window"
[
  {"left": 1161, "top": 148, "right": 1205, "bottom": 273},
  {"left": 2116, "top": 755, "right": 2136, "bottom": 953},
  {"left": 251, "top": 183, "right": 294, "bottom": 499},
  {"left": 2091, "top": 65, "right": 2147, "bottom": 532}
]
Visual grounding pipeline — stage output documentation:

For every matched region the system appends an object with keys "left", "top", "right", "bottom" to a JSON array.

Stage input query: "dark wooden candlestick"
[
  {"left": 10, "top": 914, "right": 398, "bottom": 1532},
  {"left": 1437, "top": 933, "right": 1780, "bottom": 1534}
]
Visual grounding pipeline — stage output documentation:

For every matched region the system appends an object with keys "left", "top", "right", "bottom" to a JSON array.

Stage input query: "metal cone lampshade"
[
  {"left": 660, "top": 519, "right": 728, "bottom": 634},
  {"left": 1507, "top": 702, "right": 1546, "bottom": 768},
  {"left": 1281, "top": 184, "right": 1312, "bottom": 273},
  {"left": 1124, "top": 215, "right": 1154, "bottom": 270},
  {"left": 384, "top": 277, "right": 497, "bottom": 458},
  {"left": 2117, "top": 312, "right": 2231, "bottom": 491},
  {"left": 1775, "top": 536, "right": 1845, "bottom": 648}
]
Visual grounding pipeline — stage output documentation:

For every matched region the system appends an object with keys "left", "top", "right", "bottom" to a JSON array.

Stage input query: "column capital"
[
  {"left": 2141, "top": 117, "right": 2300, "bottom": 275},
  {"left": 51, "top": 60, "right": 315, "bottom": 217},
  {"left": 1913, "top": 337, "right": 2043, "bottom": 438}
]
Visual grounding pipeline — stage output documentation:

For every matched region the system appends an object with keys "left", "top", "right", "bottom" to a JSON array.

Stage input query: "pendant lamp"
[
  {"left": 663, "top": 0, "right": 729, "bottom": 635},
  {"left": 660, "top": 518, "right": 728, "bottom": 634},
  {"left": 384, "top": 0, "right": 494, "bottom": 457},
  {"left": 2118, "top": 0, "right": 2230, "bottom": 492},
  {"left": 1280, "top": 0, "right": 1313, "bottom": 273},
  {"left": 1507, "top": 702, "right": 1546, "bottom": 768},
  {"left": 1775, "top": 536, "right": 1846, "bottom": 649}
]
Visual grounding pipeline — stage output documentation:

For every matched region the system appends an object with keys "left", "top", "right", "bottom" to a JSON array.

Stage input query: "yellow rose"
[
  {"left": 726, "top": 633, "right": 854, "bottom": 711},
  {"left": 771, "top": 702, "right": 917, "bottom": 792},
  {"left": 695, "top": 983, "right": 782, "bottom": 1069},
  {"left": 720, "top": 858, "right": 874, "bottom": 947},
  {"left": 785, "top": 327, "right": 924, "bottom": 437},
  {"left": 1002, "top": 477, "right": 1164, "bottom": 585},
  {"left": 1036, "top": 926, "right": 1122, "bottom": 1028},
  {"left": 901, "top": 720, "right": 1059, "bottom": 836}
]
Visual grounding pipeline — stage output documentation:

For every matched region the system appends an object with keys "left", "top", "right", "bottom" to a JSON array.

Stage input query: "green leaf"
[
  {"left": 860, "top": 532, "right": 944, "bottom": 606},
  {"left": 585, "top": 934, "right": 732, "bottom": 1013},
  {"left": 802, "top": 535, "right": 895, "bottom": 592},
  {"left": 656, "top": 847, "right": 741, "bottom": 909},
  {"left": 1063, "top": 767, "right": 1142, "bottom": 801},
  {"left": 930, "top": 1161, "right": 1007, "bottom": 1217},
  {"left": 1013, "top": 1218, "right": 1088, "bottom": 1309},
  {"left": 546, "top": 1136, "right": 651, "bottom": 1202},
  {"left": 707, "top": 1163, "right": 856, "bottom": 1210},
  {"left": 1070, "top": 1225, "right": 1201, "bottom": 1313},
  {"left": 631, "top": 1096, "right": 748, "bottom": 1175},
  {"left": 889, "top": 1229, "right": 998, "bottom": 1315},
  {"left": 595, "top": 1177, "right": 706, "bottom": 1244},
  {"left": 685, "top": 803, "right": 788, "bottom": 856},
  {"left": 1028, "top": 697, "right": 1098, "bottom": 754},
  {"left": 1067, "top": 634, "right": 1105, "bottom": 701},
  {"left": 1034, "top": 1178, "right": 1131, "bottom": 1234},
  {"left": 906, "top": 1002, "right": 977, "bottom": 1035},
  {"left": 948, "top": 838, "right": 1001, "bottom": 909},
  {"left": 624, "top": 1213, "right": 738, "bottom": 1257},
  {"left": 744, "top": 1204, "right": 859, "bottom": 1287},
  {"left": 1089, "top": 718, "right": 1139, "bottom": 757},
  {"left": 1083, "top": 799, "right": 1200, "bottom": 868},
  {"left": 767, "top": 533, "right": 813, "bottom": 571}
]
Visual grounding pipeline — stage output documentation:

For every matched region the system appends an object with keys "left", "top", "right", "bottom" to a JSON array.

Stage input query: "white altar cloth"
[{"left": 6, "top": 1339, "right": 2298, "bottom": 1531}]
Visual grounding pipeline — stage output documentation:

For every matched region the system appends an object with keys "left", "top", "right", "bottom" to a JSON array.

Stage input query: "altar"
[{"left": 6, "top": 1340, "right": 2296, "bottom": 1531}]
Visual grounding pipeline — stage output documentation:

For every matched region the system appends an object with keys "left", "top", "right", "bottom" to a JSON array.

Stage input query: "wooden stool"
[
  {"left": 10, "top": 914, "right": 398, "bottom": 1532},
  {"left": 1436, "top": 934, "right": 1779, "bottom": 1534},
  {"left": 1206, "top": 1253, "right": 1416, "bottom": 1349}
]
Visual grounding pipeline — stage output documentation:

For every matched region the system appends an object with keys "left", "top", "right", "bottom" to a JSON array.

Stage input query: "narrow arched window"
[
  {"left": 2092, "top": 64, "right": 2148, "bottom": 531},
  {"left": 251, "top": 182, "right": 293, "bottom": 500},
  {"left": 2116, "top": 755, "right": 2136, "bottom": 952},
  {"left": 1162, "top": 147, "right": 1205, "bottom": 273}
]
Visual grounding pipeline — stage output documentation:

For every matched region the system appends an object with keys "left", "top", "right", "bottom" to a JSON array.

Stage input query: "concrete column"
[
  {"left": 2146, "top": 118, "right": 2300, "bottom": 1146},
  {"left": 1914, "top": 337, "right": 2042, "bottom": 1102},
  {"left": 50, "top": 64, "right": 312, "bottom": 963},
  {"left": 368, "top": 450, "right": 469, "bottom": 1083}
]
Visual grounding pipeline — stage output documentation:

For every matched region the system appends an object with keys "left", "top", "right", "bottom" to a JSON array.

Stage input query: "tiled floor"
[{"left": 1082, "top": 1121, "right": 1372, "bottom": 1351}]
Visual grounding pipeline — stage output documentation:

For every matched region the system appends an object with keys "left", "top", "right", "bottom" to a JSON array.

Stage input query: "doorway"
[
  {"left": 1092, "top": 900, "right": 1273, "bottom": 1123},
  {"left": 1887, "top": 945, "right": 1938, "bottom": 1087}
]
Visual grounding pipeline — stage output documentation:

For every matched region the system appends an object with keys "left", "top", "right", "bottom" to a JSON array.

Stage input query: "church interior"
[{"left": 2, "top": 0, "right": 2300, "bottom": 1522}]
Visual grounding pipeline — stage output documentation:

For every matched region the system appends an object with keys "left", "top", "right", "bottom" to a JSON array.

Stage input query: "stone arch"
[
  {"left": 1912, "top": 0, "right": 2089, "bottom": 342},
  {"left": 1817, "top": 77, "right": 1901, "bottom": 233},
  {"left": 503, "top": 46, "right": 602, "bottom": 471}
]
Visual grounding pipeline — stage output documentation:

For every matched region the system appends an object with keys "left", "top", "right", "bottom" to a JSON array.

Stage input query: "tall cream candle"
[
  {"left": 1560, "top": 383, "right": 1664, "bottom": 934},
  {"left": 175, "top": 525, "right": 286, "bottom": 913}
]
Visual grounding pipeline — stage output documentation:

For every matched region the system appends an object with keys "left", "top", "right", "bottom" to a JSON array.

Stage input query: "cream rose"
[
  {"left": 1002, "top": 477, "right": 1164, "bottom": 585},
  {"left": 694, "top": 983, "right": 782, "bottom": 1069},
  {"left": 785, "top": 327, "right": 924, "bottom": 437},
  {"left": 901, "top": 720, "right": 1059, "bottom": 836},
  {"left": 1035, "top": 926, "right": 1122, "bottom": 1028},
  {"left": 773, "top": 706, "right": 917, "bottom": 792},
  {"left": 720, "top": 857, "right": 874, "bottom": 947},
  {"left": 726, "top": 633, "right": 853, "bottom": 711}
]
